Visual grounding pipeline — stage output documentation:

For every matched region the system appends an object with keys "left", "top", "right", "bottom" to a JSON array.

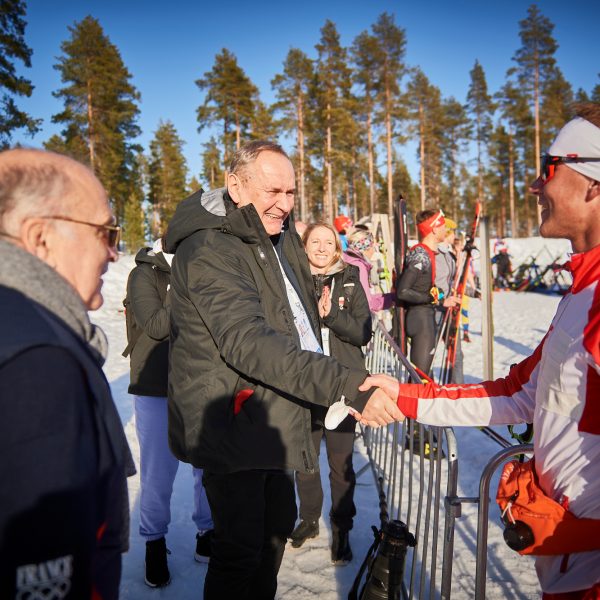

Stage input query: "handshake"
[{"left": 326, "top": 374, "right": 406, "bottom": 430}]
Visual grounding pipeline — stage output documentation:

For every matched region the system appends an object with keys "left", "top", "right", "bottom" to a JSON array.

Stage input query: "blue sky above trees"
[{"left": 13, "top": 0, "right": 600, "bottom": 180}]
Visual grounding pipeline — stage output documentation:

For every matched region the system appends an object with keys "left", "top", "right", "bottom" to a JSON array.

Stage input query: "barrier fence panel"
[
  {"left": 362, "top": 320, "right": 459, "bottom": 599},
  {"left": 361, "top": 319, "right": 529, "bottom": 600}
]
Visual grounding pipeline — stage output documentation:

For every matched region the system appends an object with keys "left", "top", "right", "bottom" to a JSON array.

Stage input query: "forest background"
[{"left": 3, "top": 0, "right": 600, "bottom": 250}]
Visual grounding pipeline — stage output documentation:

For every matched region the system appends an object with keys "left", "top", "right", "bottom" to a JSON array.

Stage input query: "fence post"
[
  {"left": 474, "top": 444, "right": 534, "bottom": 599},
  {"left": 479, "top": 217, "right": 494, "bottom": 380}
]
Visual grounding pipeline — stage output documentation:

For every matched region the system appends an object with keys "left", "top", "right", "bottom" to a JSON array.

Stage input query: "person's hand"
[
  {"left": 443, "top": 295, "right": 461, "bottom": 308},
  {"left": 318, "top": 285, "right": 332, "bottom": 318},
  {"left": 359, "top": 374, "right": 400, "bottom": 402},
  {"left": 353, "top": 387, "right": 404, "bottom": 428}
]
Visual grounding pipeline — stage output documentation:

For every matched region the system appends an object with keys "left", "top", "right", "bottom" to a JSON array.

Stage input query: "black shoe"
[
  {"left": 194, "top": 530, "right": 213, "bottom": 563},
  {"left": 145, "top": 537, "right": 171, "bottom": 587},
  {"left": 289, "top": 520, "right": 319, "bottom": 548},
  {"left": 331, "top": 531, "right": 352, "bottom": 565}
]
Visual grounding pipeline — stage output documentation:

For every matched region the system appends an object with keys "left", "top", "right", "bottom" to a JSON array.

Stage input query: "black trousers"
[
  {"left": 434, "top": 308, "right": 464, "bottom": 384},
  {"left": 202, "top": 469, "right": 297, "bottom": 600},
  {"left": 406, "top": 305, "right": 437, "bottom": 374},
  {"left": 295, "top": 418, "right": 356, "bottom": 534}
]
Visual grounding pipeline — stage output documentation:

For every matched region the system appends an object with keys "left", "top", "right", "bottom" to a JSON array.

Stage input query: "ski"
[
  {"left": 392, "top": 195, "right": 409, "bottom": 355},
  {"left": 440, "top": 201, "right": 482, "bottom": 384}
]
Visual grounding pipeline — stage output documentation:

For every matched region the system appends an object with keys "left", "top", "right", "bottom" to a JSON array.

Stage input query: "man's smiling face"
[{"left": 228, "top": 150, "right": 296, "bottom": 236}]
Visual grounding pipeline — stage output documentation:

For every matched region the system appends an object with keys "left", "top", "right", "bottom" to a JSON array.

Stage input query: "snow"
[{"left": 91, "top": 237, "right": 570, "bottom": 599}]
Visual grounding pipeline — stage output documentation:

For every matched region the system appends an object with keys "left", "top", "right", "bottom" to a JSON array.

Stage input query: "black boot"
[
  {"left": 289, "top": 520, "right": 319, "bottom": 548},
  {"left": 331, "top": 530, "right": 352, "bottom": 565},
  {"left": 145, "top": 537, "right": 171, "bottom": 587}
]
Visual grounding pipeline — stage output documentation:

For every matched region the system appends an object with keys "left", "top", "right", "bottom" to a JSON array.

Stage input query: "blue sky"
[{"left": 12, "top": 0, "right": 600, "bottom": 181}]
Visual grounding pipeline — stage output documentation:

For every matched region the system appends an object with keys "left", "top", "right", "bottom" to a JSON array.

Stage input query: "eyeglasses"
[
  {"left": 41, "top": 215, "right": 121, "bottom": 248},
  {"left": 541, "top": 154, "right": 600, "bottom": 184}
]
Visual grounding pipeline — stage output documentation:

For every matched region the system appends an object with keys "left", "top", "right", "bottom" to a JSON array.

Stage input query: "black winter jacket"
[
  {"left": 397, "top": 244, "right": 436, "bottom": 309},
  {"left": 316, "top": 263, "right": 372, "bottom": 371},
  {"left": 126, "top": 248, "right": 171, "bottom": 396},
  {"left": 164, "top": 188, "right": 370, "bottom": 474},
  {"left": 312, "top": 263, "right": 372, "bottom": 427}
]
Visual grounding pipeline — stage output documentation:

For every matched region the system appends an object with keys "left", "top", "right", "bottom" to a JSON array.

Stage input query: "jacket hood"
[
  {"left": 164, "top": 187, "right": 229, "bottom": 253},
  {"left": 134, "top": 247, "right": 171, "bottom": 272},
  {"left": 164, "top": 186, "right": 300, "bottom": 252}
]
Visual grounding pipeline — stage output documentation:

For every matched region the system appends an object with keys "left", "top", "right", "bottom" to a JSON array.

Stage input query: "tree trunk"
[
  {"left": 235, "top": 111, "right": 241, "bottom": 150},
  {"left": 508, "top": 133, "right": 517, "bottom": 237},
  {"left": 326, "top": 103, "right": 333, "bottom": 222},
  {"left": 297, "top": 94, "right": 307, "bottom": 222},
  {"left": 534, "top": 53, "right": 542, "bottom": 225},
  {"left": 419, "top": 101, "right": 426, "bottom": 210},
  {"left": 367, "top": 108, "right": 375, "bottom": 216},
  {"left": 86, "top": 75, "right": 96, "bottom": 170},
  {"left": 385, "top": 88, "right": 393, "bottom": 217},
  {"left": 477, "top": 116, "right": 484, "bottom": 208}
]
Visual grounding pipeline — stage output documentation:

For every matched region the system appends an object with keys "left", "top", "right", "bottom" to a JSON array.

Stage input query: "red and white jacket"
[{"left": 398, "top": 243, "right": 600, "bottom": 594}]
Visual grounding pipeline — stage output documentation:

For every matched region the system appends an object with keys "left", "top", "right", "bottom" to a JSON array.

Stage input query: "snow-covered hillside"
[{"left": 92, "top": 238, "right": 570, "bottom": 599}]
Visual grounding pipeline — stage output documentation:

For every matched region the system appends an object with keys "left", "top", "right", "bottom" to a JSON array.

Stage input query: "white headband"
[{"left": 548, "top": 117, "right": 600, "bottom": 181}]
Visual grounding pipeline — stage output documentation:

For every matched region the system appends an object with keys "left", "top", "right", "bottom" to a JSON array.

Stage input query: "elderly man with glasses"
[
  {"left": 0, "top": 149, "right": 133, "bottom": 600},
  {"left": 362, "top": 103, "right": 600, "bottom": 598}
]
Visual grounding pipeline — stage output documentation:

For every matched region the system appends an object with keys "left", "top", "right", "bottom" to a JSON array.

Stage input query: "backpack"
[{"left": 122, "top": 262, "right": 171, "bottom": 358}]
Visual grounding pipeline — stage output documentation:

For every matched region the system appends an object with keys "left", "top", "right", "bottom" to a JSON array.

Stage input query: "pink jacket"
[{"left": 343, "top": 251, "right": 394, "bottom": 312}]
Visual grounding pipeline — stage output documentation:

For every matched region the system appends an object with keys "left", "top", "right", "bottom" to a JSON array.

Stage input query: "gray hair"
[
  {"left": 0, "top": 149, "right": 72, "bottom": 232},
  {"left": 228, "top": 140, "right": 289, "bottom": 180}
]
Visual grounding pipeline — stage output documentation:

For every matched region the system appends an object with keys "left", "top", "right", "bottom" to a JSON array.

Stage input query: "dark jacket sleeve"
[
  {"left": 186, "top": 241, "right": 368, "bottom": 408},
  {"left": 128, "top": 264, "right": 169, "bottom": 341},
  {"left": 396, "top": 264, "right": 434, "bottom": 306},
  {"left": 0, "top": 346, "right": 99, "bottom": 599},
  {"left": 323, "top": 272, "right": 372, "bottom": 347}
]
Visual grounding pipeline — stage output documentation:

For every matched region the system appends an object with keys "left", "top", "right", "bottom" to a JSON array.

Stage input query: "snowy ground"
[{"left": 91, "top": 238, "right": 570, "bottom": 599}]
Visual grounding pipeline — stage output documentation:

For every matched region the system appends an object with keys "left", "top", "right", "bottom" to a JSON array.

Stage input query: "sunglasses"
[
  {"left": 41, "top": 215, "right": 121, "bottom": 248},
  {"left": 541, "top": 154, "right": 600, "bottom": 183}
]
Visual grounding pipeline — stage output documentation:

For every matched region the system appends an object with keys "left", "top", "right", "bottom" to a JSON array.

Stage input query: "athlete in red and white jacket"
[{"left": 359, "top": 106, "right": 600, "bottom": 598}]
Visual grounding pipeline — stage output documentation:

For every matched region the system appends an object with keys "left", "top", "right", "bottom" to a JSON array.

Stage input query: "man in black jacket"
[
  {"left": 0, "top": 149, "right": 133, "bottom": 600},
  {"left": 166, "top": 140, "right": 401, "bottom": 599},
  {"left": 397, "top": 209, "right": 459, "bottom": 375}
]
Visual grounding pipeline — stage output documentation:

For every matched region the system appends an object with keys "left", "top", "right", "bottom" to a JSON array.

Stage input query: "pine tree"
[
  {"left": 510, "top": 4, "right": 558, "bottom": 178},
  {"left": 196, "top": 49, "right": 258, "bottom": 164},
  {"left": 313, "top": 20, "right": 353, "bottom": 222},
  {"left": 148, "top": 121, "right": 188, "bottom": 235},
  {"left": 466, "top": 60, "right": 495, "bottom": 207},
  {"left": 0, "top": 0, "right": 40, "bottom": 146},
  {"left": 249, "top": 99, "right": 278, "bottom": 142},
  {"left": 406, "top": 68, "right": 444, "bottom": 210},
  {"left": 200, "top": 136, "right": 223, "bottom": 189},
  {"left": 122, "top": 152, "right": 146, "bottom": 252},
  {"left": 592, "top": 75, "right": 600, "bottom": 103},
  {"left": 540, "top": 66, "right": 573, "bottom": 147},
  {"left": 271, "top": 48, "right": 314, "bottom": 221},
  {"left": 496, "top": 80, "right": 531, "bottom": 237},
  {"left": 188, "top": 175, "right": 202, "bottom": 195},
  {"left": 352, "top": 30, "right": 380, "bottom": 216},
  {"left": 372, "top": 12, "right": 406, "bottom": 217},
  {"left": 51, "top": 15, "right": 141, "bottom": 220},
  {"left": 440, "top": 97, "right": 471, "bottom": 219},
  {"left": 487, "top": 125, "right": 511, "bottom": 237}
]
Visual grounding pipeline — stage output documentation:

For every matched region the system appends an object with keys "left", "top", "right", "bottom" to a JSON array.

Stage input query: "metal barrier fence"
[{"left": 360, "top": 319, "right": 531, "bottom": 599}]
